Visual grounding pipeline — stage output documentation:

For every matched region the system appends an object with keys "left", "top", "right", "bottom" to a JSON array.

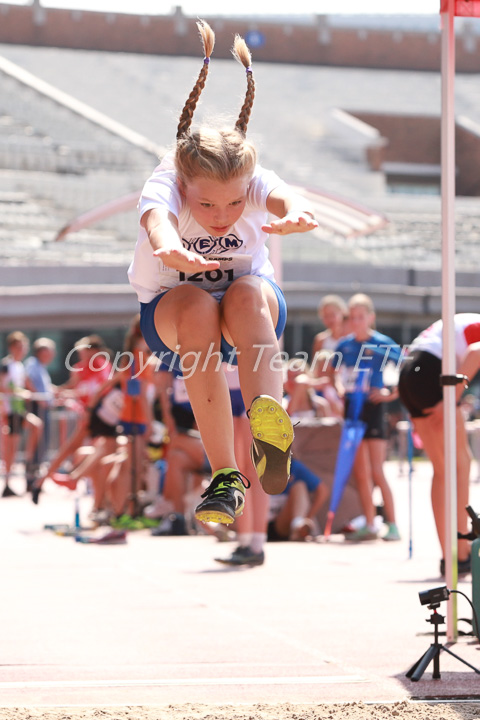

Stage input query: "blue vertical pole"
[{"left": 407, "top": 421, "right": 414, "bottom": 560}]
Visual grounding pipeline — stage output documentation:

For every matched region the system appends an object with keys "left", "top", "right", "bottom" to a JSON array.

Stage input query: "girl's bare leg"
[
  {"left": 232, "top": 414, "right": 269, "bottom": 535},
  {"left": 220, "top": 277, "right": 282, "bottom": 408},
  {"left": 352, "top": 442, "right": 376, "bottom": 527},
  {"left": 455, "top": 409, "right": 471, "bottom": 561},
  {"left": 154, "top": 285, "right": 236, "bottom": 472},
  {"left": 411, "top": 411, "right": 471, "bottom": 562},
  {"left": 368, "top": 438, "right": 396, "bottom": 524},
  {"left": 23, "top": 413, "right": 43, "bottom": 464},
  {"left": 3, "top": 433, "right": 20, "bottom": 478},
  {"left": 413, "top": 413, "right": 447, "bottom": 558},
  {"left": 163, "top": 434, "right": 206, "bottom": 514}
]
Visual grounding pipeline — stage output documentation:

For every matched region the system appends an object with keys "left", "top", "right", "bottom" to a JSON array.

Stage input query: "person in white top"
[
  {"left": 398, "top": 313, "right": 480, "bottom": 576},
  {"left": 311, "top": 294, "right": 349, "bottom": 361},
  {"left": 0, "top": 331, "right": 43, "bottom": 496},
  {"left": 128, "top": 21, "right": 318, "bottom": 527}
]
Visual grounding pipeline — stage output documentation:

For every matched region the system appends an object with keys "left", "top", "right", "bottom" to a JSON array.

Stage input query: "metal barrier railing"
[{"left": 0, "top": 391, "right": 83, "bottom": 465}]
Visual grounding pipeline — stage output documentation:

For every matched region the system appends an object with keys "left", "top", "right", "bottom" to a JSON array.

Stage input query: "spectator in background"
[
  {"left": 312, "top": 294, "right": 349, "bottom": 358},
  {"left": 283, "top": 358, "right": 342, "bottom": 421},
  {"left": 309, "top": 350, "right": 344, "bottom": 419},
  {"left": 0, "top": 331, "right": 43, "bottom": 496},
  {"left": 267, "top": 458, "right": 328, "bottom": 543},
  {"left": 33, "top": 334, "right": 111, "bottom": 496},
  {"left": 25, "top": 337, "right": 56, "bottom": 480},
  {"left": 398, "top": 313, "right": 480, "bottom": 576},
  {"left": 334, "top": 294, "right": 402, "bottom": 542},
  {"left": 90, "top": 316, "right": 154, "bottom": 519},
  {"left": 215, "top": 364, "right": 270, "bottom": 566}
]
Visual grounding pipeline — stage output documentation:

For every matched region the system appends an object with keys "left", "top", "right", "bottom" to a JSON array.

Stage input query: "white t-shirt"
[
  {"left": 410, "top": 313, "right": 480, "bottom": 363},
  {"left": 127, "top": 153, "right": 286, "bottom": 303}
]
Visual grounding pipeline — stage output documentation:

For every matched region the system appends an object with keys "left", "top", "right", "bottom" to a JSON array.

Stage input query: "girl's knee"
[
  {"left": 224, "top": 276, "right": 264, "bottom": 309},
  {"left": 173, "top": 288, "right": 221, "bottom": 334},
  {"left": 223, "top": 277, "right": 276, "bottom": 323}
]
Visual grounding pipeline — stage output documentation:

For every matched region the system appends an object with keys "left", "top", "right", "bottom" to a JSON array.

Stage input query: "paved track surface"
[{"left": 1, "top": 459, "right": 479, "bottom": 709}]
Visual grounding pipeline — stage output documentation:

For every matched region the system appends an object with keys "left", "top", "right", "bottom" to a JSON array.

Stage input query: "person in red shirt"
[{"left": 32, "top": 335, "right": 112, "bottom": 501}]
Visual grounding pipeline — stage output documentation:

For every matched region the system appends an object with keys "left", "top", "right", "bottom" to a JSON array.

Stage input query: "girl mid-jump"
[{"left": 128, "top": 20, "right": 318, "bottom": 525}]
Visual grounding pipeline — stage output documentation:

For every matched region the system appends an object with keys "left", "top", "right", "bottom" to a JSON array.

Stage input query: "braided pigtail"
[
  {"left": 176, "top": 20, "right": 215, "bottom": 140},
  {"left": 232, "top": 34, "right": 255, "bottom": 136}
]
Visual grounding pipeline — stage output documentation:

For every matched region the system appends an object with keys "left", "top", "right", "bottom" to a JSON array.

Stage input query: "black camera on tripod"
[{"left": 418, "top": 585, "right": 450, "bottom": 607}]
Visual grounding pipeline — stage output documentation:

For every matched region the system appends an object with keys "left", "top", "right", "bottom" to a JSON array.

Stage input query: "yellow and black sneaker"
[
  {"left": 249, "top": 395, "right": 294, "bottom": 495},
  {"left": 195, "top": 470, "right": 251, "bottom": 525}
]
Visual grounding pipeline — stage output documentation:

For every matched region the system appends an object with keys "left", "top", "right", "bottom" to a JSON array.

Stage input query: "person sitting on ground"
[
  {"left": 83, "top": 317, "right": 154, "bottom": 520},
  {"left": 309, "top": 350, "right": 344, "bottom": 419},
  {"left": 267, "top": 458, "right": 328, "bottom": 543},
  {"left": 283, "top": 359, "right": 339, "bottom": 421},
  {"left": 146, "top": 367, "right": 204, "bottom": 532},
  {"left": 31, "top": 381, "right": 124, "bottom": 513}
]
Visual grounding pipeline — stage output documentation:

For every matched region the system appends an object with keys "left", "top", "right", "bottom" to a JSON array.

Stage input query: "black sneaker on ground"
[
  {"left": 215, "top": 545, "right": 265, "bottom": 567},
  {"left": 195, "top": 471, "right": 250, "bottom": 525},
  {"left": 151, "top": 513, "right": 189, "bottom": 536},
  {"left": 440, "top": 555, "right": 471, "bottom": 577},
  {"left": 249, "top": 395, "right": 294, "bottom": 495}
]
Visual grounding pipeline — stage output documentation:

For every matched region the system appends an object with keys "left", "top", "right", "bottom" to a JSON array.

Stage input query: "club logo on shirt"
[{"left": 183, "top": 234, "right": 243, "bottom": 254}]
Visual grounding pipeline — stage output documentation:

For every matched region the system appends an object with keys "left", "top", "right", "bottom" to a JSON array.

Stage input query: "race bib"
[
  {"left": 342, "top": 366, "right": 372, "bottom": 394},
  {"left": 172, "top": 255, "right": 253, "bottom": 293},
  {"left": 96, "top": 388, "right": 124, "bottom": 426},
  {"left": 172, "top": 376, "right": 190, "bottom": 405}
]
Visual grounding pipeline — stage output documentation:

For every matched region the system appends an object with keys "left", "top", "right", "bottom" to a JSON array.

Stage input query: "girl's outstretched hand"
[
  {"left": 262, "top": 211, "right": 318, "bottom": 235},
  {"left": 153, "top": 247, "right": 220, "bottom": 273}
]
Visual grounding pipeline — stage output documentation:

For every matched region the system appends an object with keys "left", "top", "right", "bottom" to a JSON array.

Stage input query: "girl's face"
[
  {"left": 321, "top": 304, "right": 344, "bottom": 330},
  {"left": 179, "top": 174, "right": 251, "bottom": 237},
  {"left": 349, "top": 304, "right": 374, "bottom": 337},
  {"left": 10, "top": 340, "right": 28, "bottom": 361}
]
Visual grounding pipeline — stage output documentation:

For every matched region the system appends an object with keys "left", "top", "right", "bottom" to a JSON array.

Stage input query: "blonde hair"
[
  {"left": 348, "top": 293, "right": 375, "bottom": 313},
  {"left": 6, "top": 331, "right": 28, "bottom": 348},
  {"left": 318, "top": 294, "right": 348, "bottom": 317},
  {"left": 175, "top": 20, "right": 257, "bottom": 184},
  {"left": 32, "top": 338, "right": 56, "bottom": 355}
]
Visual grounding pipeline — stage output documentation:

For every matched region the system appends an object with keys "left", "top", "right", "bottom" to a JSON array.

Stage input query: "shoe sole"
[
  {"left": 215, "top": 554, "right": 264, "bottom": 566},
  {"left": 215, "top": 558, "right": 264, "bottom": 566},
  {"left": 249, "top": 396, "right": 294, "bottom": 495},
  {"left": 195, "top": 508, "right": 235, "bottom": 525}
]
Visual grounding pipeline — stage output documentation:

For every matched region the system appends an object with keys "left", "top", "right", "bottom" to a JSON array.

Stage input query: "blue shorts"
[
  {"left": 119, "top": 421, "right": 147, "bottom": 437},
  {"left": 284, "top": 458, "right": 322, "bottom": 495},
  {"left": 140, "top": 277, "right": 287, "bottom": 375},
  {"left": 230, "top": 388, "right": 245, "bottom": 417}
]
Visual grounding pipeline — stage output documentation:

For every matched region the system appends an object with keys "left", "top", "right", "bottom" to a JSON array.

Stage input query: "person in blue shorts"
[
  {"left": 127, "top": 20, "right": 318, "bottom": 527},
  {"left": 335, "top": 293, "right": 403, "bottom": 542},
  {"left": 267, "top": 458, "right": 328, "bottom": 542}
]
